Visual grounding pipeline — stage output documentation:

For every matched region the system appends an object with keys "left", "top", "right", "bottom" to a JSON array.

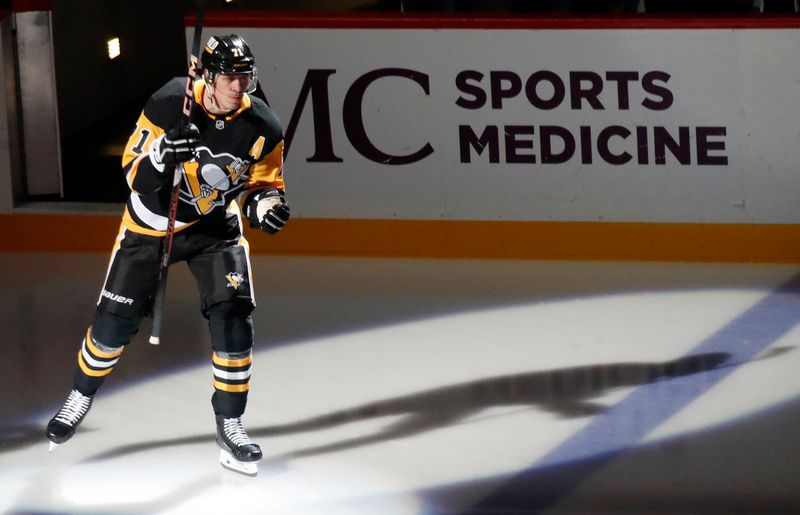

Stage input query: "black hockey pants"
[{"left": 73, "top": 213, "right": 255, "bottom": 418}]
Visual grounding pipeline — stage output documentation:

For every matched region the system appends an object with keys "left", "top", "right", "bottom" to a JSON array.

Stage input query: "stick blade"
[{"left": 149, "top": 336, "right": 160, "bottom": 345}]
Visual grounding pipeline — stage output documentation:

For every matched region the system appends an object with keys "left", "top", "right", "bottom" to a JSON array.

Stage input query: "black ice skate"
[
  {"left": 46, "top": 389, "right": 94, "bottom": 451},
  {"left": 216, "top": 415, "right": 262, "bottom": 476}
]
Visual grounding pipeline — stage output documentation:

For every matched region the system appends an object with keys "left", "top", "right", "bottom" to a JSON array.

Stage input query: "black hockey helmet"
[{"left": 201, "top": 34, "right": 258, "bottom": 92}]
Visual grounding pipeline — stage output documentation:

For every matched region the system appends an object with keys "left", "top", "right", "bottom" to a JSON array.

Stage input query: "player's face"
[{"left": 211, "top": 73, "right": 252, "bottom": 111}]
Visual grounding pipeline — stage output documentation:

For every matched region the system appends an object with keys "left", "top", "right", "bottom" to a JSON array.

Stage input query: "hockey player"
[{"left": 46, "top": 34, "right": 289, "bottom": 476}]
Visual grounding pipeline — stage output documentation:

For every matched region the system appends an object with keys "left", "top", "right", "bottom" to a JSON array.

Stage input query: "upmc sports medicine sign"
[
  {"left": 197, "top": 17, "right": 800, "bottom": 225},
  {"left": 284, "top": 67, "right": 727, "bottom": 167}
]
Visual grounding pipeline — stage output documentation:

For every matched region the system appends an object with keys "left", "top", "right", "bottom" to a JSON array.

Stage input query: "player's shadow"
[
  {"left": 255, "top": 351, "right": 733, "bottom": 463},
  {"left": 74, "top": 348, "right": 792, "bottom": 464}
]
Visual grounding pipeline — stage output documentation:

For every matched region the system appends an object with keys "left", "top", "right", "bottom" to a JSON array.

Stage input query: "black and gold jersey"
[{"left": 120, "top": 77, "right": 285, "bottom": 236}]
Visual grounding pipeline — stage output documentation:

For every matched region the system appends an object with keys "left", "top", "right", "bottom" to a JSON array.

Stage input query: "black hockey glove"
[
  {"left": 151, "top": 123, "right": 200, "bottom": 169},
  {"left": 245, "top": 189, "right": 290, "bottom": 235}
]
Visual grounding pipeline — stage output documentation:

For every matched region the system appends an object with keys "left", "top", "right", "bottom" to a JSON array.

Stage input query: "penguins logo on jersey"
[
  {"left": 181, "top": 147, "right": 250, "bottom": 215},
  {"left": 226, "top": 272, "right": 245, "bottom": 289}
]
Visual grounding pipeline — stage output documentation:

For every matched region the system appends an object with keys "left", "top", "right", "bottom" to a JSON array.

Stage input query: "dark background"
[{"left": 13, "top": 0, "right": 793, "bottom": 202}]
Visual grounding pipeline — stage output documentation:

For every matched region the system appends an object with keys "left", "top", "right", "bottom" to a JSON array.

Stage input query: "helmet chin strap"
[
  {"left": 207, "top": 86, "right": 221, "bottom": 109},
  {"left": 202, "top": 74, "right": 227, "bottom": 114}
]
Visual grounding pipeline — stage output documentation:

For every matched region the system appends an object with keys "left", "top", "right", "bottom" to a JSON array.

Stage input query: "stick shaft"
[{"left": 150, "top": 0, "right": 206, "bottom": 345}]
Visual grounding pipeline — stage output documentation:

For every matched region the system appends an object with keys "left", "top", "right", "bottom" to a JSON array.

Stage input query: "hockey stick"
[{"left": 149, "top": 0, "right": 207, "bottom": 345}]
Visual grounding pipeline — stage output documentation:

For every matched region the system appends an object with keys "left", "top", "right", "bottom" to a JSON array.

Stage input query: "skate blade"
[
  {"left": 218, "top": 449, "right": 258, "bottom": 477},
  {"left": 48, "top": 441, "right": 58, "bottom": 453}
]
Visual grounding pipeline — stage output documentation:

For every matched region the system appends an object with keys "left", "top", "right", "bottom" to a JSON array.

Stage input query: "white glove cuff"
[
  {"left": 256, "top": 194, "right": 283, "bottom": 221},
  {"left": 148, "top": 134, "right": 167, "bottom": 173}
]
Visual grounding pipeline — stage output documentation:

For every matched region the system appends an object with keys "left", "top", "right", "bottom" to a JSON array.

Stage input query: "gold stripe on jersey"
[
  {"left": 122, "top": 113, "right": 165, "bottom": 192},
  {"left": 249, "top": 136, "right": 265, "bottom": 160},
  {"left": 193, "top": 78, "right": 204, "bottom": 105},
  {"left": 77, "top": 327, "right": 123, "bottom": 378},
  {"left": 245, "top": 140, "right": 285, "bottom": 191},
  {"left": 124, "top": 155, "right": 149, "bottom": 193}
]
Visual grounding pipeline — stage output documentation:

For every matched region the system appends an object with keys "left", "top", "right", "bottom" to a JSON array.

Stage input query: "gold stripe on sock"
[
  {"left": 212, "top": 352, "right": 252, "bottom": 368},
  {"left": 77, "top": 350, "right": 114, "bottom": 377},
  {"left": 213, "top": 379, "right": 250, "bottom": 393}
]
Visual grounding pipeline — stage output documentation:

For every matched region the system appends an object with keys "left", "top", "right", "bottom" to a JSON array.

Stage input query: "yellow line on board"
[{"left": 0, "top": 213, "right": 798, "bottom": 263}]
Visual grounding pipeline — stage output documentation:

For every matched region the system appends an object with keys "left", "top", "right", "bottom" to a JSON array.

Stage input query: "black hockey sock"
[
  {"left": 211, "top": 350, "right": 251, "bottom": 417},
  {"left": 73, "top": 327, "right": 124, "bottom": 395}
]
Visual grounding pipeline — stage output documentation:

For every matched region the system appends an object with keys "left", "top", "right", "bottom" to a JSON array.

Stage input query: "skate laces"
[
  {"left": 54, "top": 390, "right": 91, "bottom": 426},
  {"left": 223, "top": 418, "right": 253, "bottom": 446}
]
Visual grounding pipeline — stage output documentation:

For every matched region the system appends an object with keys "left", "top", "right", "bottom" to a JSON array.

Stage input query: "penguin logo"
[
  {"left": 225, "top": 272, "right": 244, "bottom": 289},
  {"left": 181, "top": 147, "right": 250, "bottom": 215}
]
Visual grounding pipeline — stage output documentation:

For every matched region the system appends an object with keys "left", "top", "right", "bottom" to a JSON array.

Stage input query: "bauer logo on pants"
[
  {"left": 101, "top": 289, "right": 134, "bottom": 305},
  {"left": 225, "top": 272, "right": 244, "bottom": 289}
]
